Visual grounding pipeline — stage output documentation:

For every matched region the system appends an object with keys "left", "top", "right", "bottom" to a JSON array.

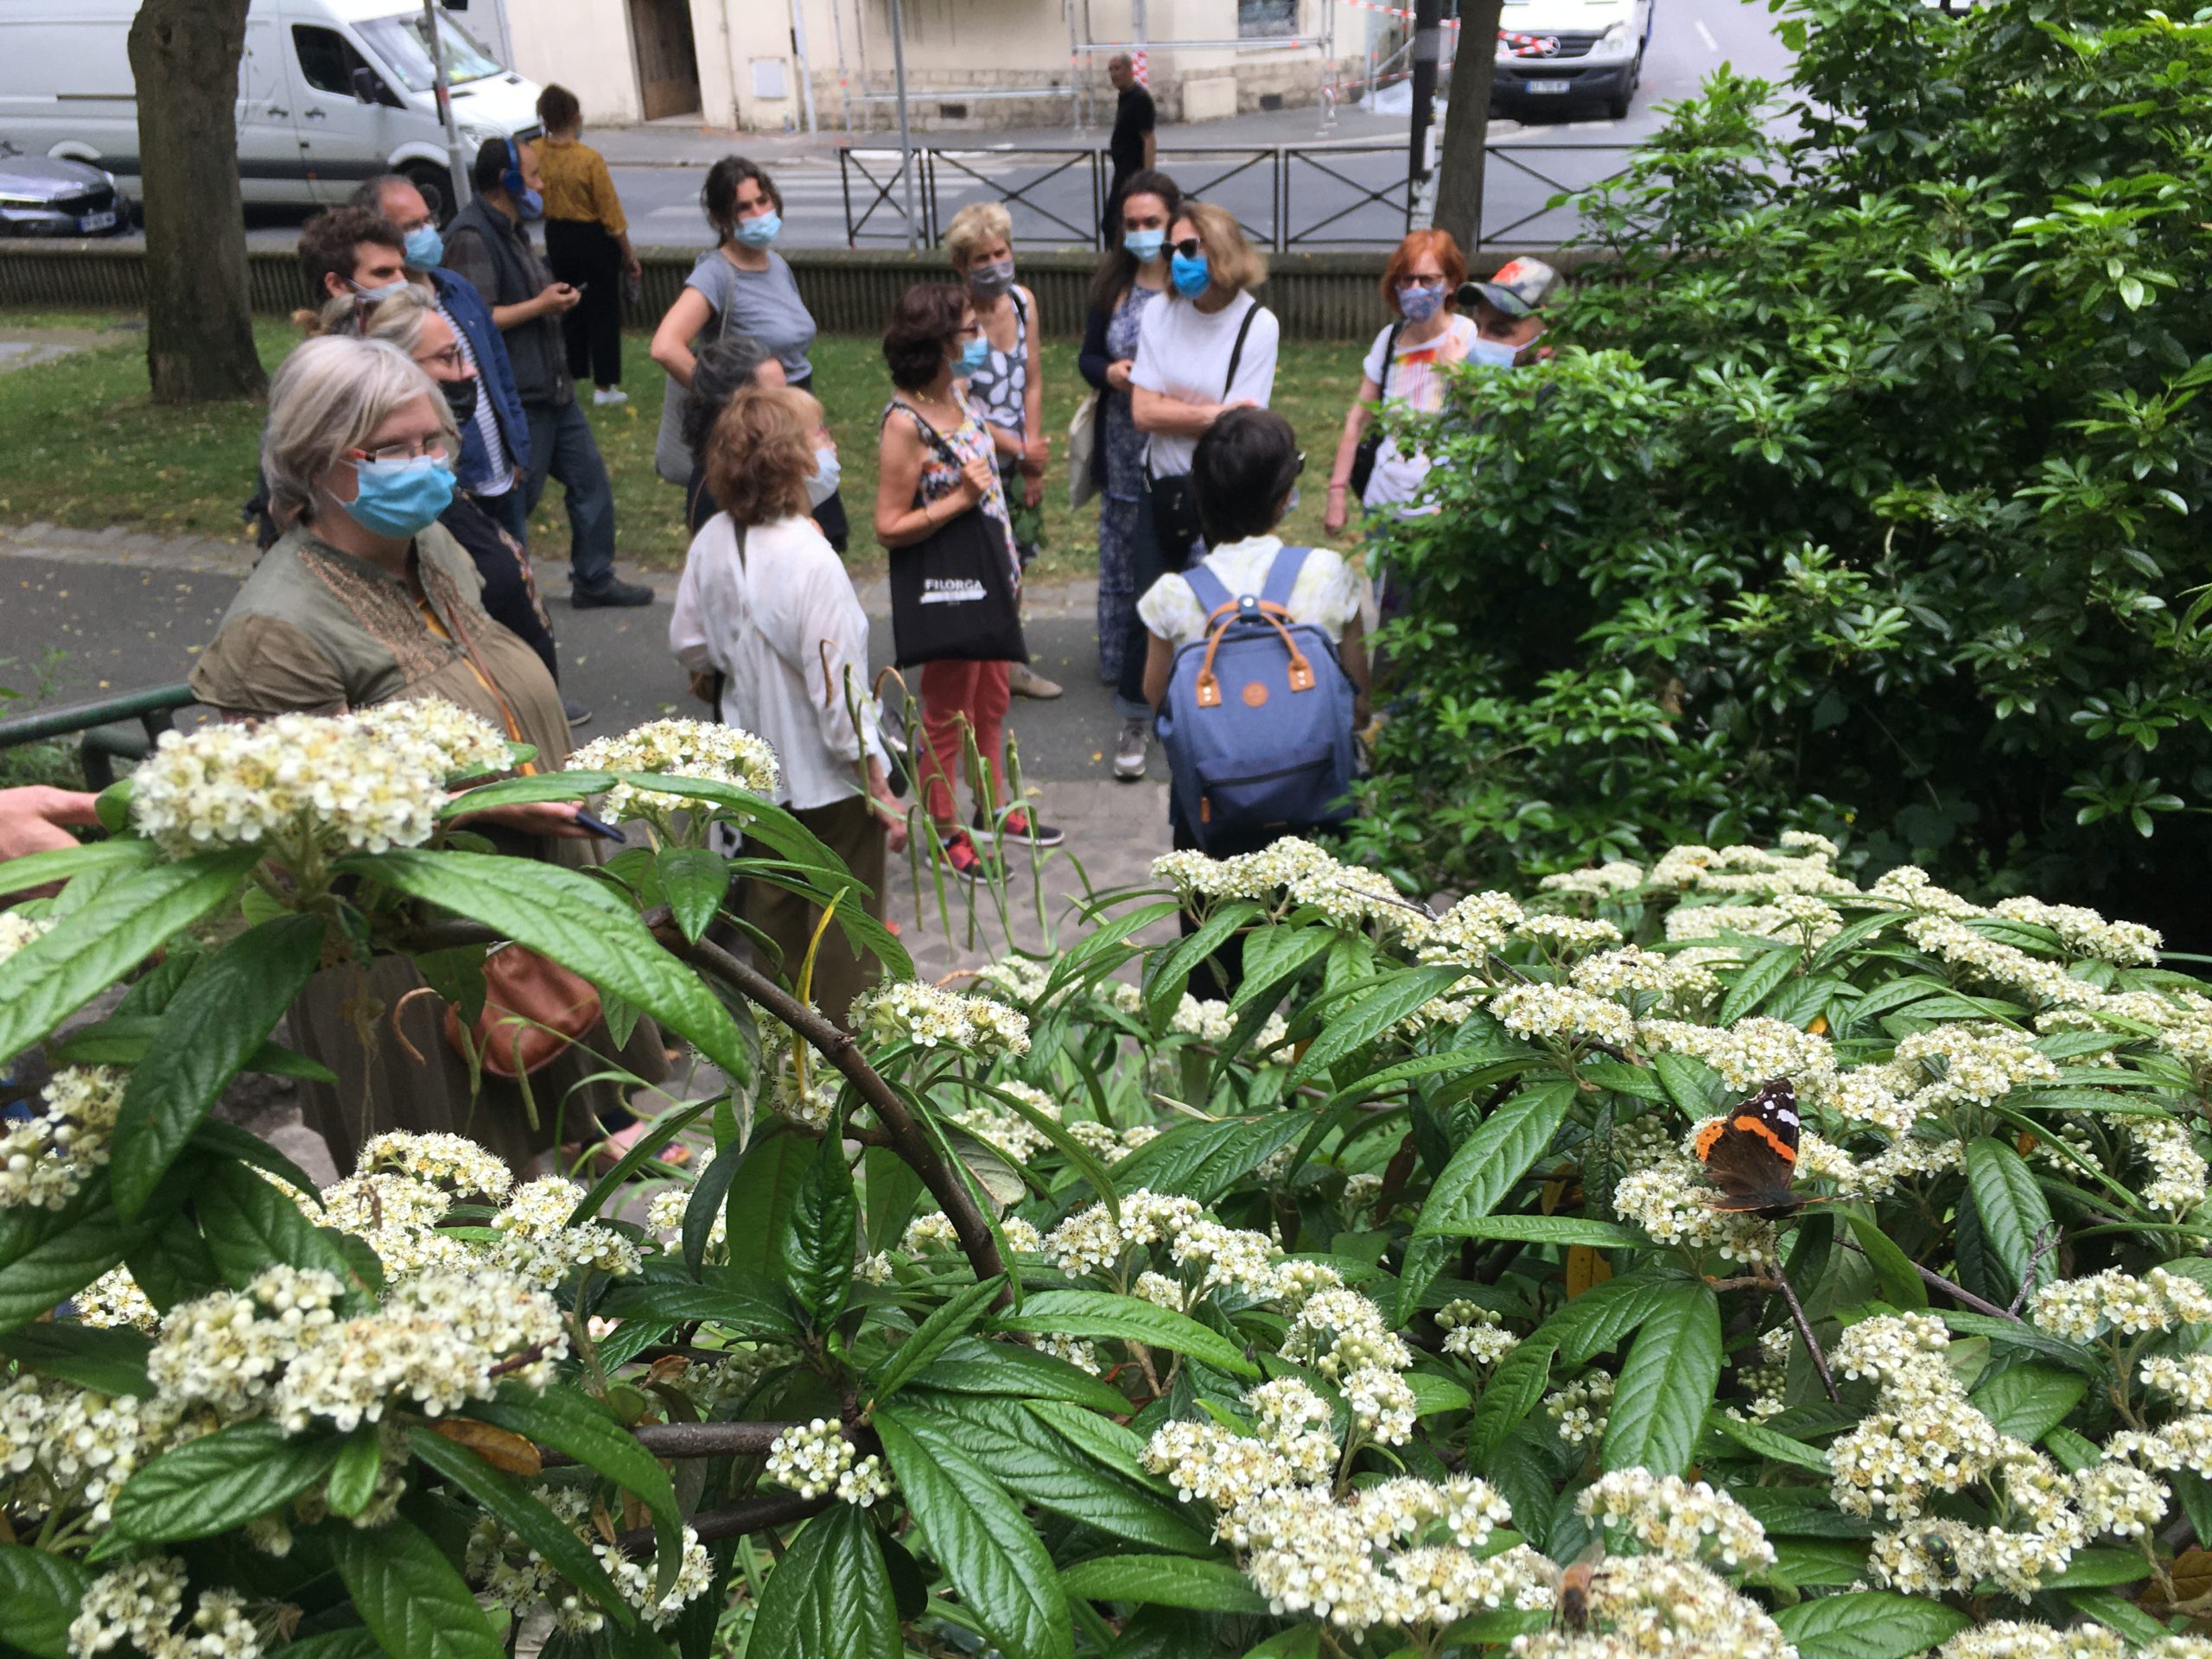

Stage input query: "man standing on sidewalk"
[
  {"left": 1104, "top": 54, "right": 1157, "bottom": 236},
  {"left": 443, "top": 138, "right": 652, "bottom": 609}
]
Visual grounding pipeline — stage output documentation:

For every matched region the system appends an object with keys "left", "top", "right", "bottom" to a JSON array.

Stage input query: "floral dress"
[
  {"left": 1097, "top": 280, "right": 1164, "bottom": 686},
  {"left": 883, "top": 391, "right": 1019, "bottom": 585}
]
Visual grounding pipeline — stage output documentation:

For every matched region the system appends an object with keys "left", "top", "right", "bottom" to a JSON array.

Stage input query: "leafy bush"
[
  {"left": 9, "top": 706, "right": 2212, "bottom": 1657},
  {"left": 1357, "top": 0, "right": 2212, "bottom": 938}
]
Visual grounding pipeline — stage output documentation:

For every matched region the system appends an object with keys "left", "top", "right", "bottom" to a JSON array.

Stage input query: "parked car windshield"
[{"left": 355, "top": 11, "right": 503, "bottom": 92}]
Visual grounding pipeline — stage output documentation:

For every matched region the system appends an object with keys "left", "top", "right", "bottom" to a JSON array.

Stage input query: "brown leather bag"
[{"left": 444, "top": 943, "right": 602, "bottom": 1080}]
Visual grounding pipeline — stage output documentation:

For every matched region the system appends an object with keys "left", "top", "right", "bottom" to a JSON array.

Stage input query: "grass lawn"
[{"left": 0, "top": 309, "right": 1360, "bottom": 580}]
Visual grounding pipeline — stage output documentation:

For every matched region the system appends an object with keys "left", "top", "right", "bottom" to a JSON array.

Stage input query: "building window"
[{"left": 1238, "top": 0, "right": 1299, "bottom": 39}]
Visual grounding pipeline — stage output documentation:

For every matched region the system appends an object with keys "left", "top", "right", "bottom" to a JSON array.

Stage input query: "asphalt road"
[{"left": 180, "top": 0, "right": 1790, "bottom": 255}]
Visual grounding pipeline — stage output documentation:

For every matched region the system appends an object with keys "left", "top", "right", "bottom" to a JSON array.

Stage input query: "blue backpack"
[{"left": 1158, "top": 546, "right": 1358, "bottom": 851}]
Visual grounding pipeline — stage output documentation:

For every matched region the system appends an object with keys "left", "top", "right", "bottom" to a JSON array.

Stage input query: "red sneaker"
[{"left": 940, "top": 829, "right": 1001, "bottom": 885}]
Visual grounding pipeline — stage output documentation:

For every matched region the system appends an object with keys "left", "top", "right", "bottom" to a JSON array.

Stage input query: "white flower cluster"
[
  {"left": 79, "top": 1264, "right": 161, "bottom": 1332},
  {"left": 1153, "top": 839, "right": 1429, "bottom": 942},
  {"left": 2140, "top": 1353, "right": 2212, "bottom": 1411},
  {"left": 1280, "top": 1287, "right": 1417, "bottom": 1384},
  {"left": 1435, "top": 1300, "right": 1519, "bottom": 1365},
  {"left": 2126, "top": 1115, "right": 2209, "bottom": 1216},
  {"left": 345, "top": 696, "right": 510, "bottom": 776},
  {"left": 1508, "top": 1554, "right": 1792, "bottom": 1659},
  {"left": 0, "top": 1064, "right": 125, "bottom": 1210},
  {"left": 1045, "top": 1189, "right": 1284, "bottom": 1301},
  {"left": 0, "top": 911, "right": 52, "bottom": 965},
  {"left": 1539, "top": 861, "right": 1646, "bottom": 897},
  {"left": 599, "top": 1526, "right": 718, "bottom": 1630},
  {"left": 148, "top": 1264, "right": 563, "bottom": 1436},
  {"left": 2, "top": 1374, "right": 170, "bottom": 1529},
  {"left": 1829, "top": 1314, "right": 2012, "bottom": 1522},
  {"left": 1544, "top": 1371, "right": 1615, "bottom": 1446},
  {"left": 1515, "top": 914, "right": 1624, "bottom": 953},
  {"left": 470, "top": 1487, "right": 716, "bottom": 1636},
  {"left": 569, "top": 717, "right": 779, "bottom": 819},
  {"left": 763, "top": 1418, "right": 890, "bottom": 1506},
  {"left": 1991, "top": 895, "right": 2161, "bottom": 964},
  {"left": 1611, "top": 1151, "right": 1777, "bottom": 1268},
  {"left": 67, "top": 1556, "right": 263, "bottom": 1659},
  {"left": 2031, "top": 1266, "right": 2212, "bottom": 1342},
  {"left": 850, "top": 979, "right": 1031, "bottom": 1057},
  {"left": 1491, "top": 982, "right": 1637, "bottom": 1050},
  {"left": 487, "top": 1177, "right": 644, "bottom": 1284},
  {"left": 359, "top": 1130, "right": 513, "bottom": 1198},
  {"left": 130, "top": 710, "right": 461, "bottom": 857},
  {"left": 1574, "top": 1468, "right": 1775, "bottom": 1569}
]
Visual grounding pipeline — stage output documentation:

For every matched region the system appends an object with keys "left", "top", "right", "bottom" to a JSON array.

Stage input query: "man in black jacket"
[{"left": 443, "top": 138, "right": 651, "bottom": 608}]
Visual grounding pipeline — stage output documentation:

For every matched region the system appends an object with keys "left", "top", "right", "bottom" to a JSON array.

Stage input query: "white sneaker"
[
  {"left": 592, "top": 387, "right": 628, "bottom": 407},
  {"left": 1113, "top": 718, "right": 1149, "bottom": 781}
]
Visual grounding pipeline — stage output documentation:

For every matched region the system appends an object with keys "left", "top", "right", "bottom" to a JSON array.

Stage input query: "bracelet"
[{"left": 1327, "top": 483, "right": 1350, "bottom": 493}]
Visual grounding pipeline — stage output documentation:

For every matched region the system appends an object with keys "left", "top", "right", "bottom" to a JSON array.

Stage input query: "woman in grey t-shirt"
[{"left": 650, "top": 156, "right": 847, "bottom": 549}]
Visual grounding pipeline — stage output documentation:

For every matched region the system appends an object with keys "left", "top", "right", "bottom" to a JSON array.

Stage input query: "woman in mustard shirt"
[{"left": 531, "top": 84, "right": 641, "bottom": 406}]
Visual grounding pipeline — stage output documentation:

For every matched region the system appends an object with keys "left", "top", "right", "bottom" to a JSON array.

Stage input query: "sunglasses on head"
[{"left": 1170, "top": 237, "right": 1205, "bottom": 260}]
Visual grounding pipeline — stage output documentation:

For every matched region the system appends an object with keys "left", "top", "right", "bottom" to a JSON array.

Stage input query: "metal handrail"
[{"left": 0, "top": 683, "right": 195, "bottom": 791}]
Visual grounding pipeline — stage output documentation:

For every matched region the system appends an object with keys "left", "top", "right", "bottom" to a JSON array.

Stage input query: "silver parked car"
[{"left": 0, "top": 140, "right": 124, "bottom": 236}]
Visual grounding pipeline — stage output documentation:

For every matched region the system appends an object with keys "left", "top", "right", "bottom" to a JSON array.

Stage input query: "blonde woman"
[
  {"left": 1118, "top": 199, "right": 1280, "bottom": 775},
  {"left": 944, "top": 202, "right": 1058, "bottom": 700},
  {"left": 671, "top": 385, "right": 906, "bottom": 1027}
]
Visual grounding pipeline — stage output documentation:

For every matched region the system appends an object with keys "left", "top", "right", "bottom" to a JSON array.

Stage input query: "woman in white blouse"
[{"left": 670, "top": 384, "right": 907, "bottom": 1027}]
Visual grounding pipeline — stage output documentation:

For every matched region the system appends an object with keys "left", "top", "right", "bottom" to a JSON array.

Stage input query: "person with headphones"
[{"left": 443, "top": 137, "right": 652, "bottom": 609}]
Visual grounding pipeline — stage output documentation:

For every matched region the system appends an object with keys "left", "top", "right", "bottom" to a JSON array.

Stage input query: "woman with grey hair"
[
  {"left": 679, "top": 330, "right": 780, "bottom": 533},
  {"left": 191, "top": 333, "right": 669, "bottom": 1175},
  {"left": 310, "top": 289, "right": 564, "bottom": 694}
]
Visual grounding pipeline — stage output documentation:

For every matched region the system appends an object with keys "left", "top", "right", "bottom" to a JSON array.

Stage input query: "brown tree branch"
[
  {"left": 1839, "top": 1239, "right": 2023, "bottom": 1324},
  {"left": 614, "top": 1491, "right": 831, "bottom": 1557}
]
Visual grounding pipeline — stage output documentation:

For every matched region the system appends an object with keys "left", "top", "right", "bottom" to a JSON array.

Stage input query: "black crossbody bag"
[
  {"left": 1347, "top": 320, "right": 1404, "bottom": 501},
  {"left": 1146, "top": 300, "right": 1261, "bottom": 557}
]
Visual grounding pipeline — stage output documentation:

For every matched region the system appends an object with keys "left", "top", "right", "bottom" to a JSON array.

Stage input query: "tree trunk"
[
  {"left": 128, "top": 0, "right": 266, "bottom": 404},
  {"left": 1433, "top": 0, "right": 1508, "bottom": 255}
]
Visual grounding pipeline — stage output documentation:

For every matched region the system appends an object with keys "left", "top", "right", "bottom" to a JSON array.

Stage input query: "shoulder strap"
[
  {"left": 1378, "top": 321, "right": 1404, "bottom": 397},
  {"left": 1182, "top": 559, "right": 1234, "bottom": 618},
  {"left": 1260, "top": 545, "right": 1312, "bottom": 610},
  {"left": 1222, "top": 299, "right": 1260, "bottom": 399},
  {"left": 881, "top": 400, "right": 963, "bottom": 467}
]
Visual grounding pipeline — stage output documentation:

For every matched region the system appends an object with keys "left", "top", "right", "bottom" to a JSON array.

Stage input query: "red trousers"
[{"left": 918, "top": 658, "right": 1011, "bottom": 824}]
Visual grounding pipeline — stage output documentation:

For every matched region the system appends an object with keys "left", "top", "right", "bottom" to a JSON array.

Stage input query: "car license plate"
[
  {"left": 1526, "top": 79, "right": 1572, "bottom": 94},
  {"left": 78, "top": 210, "right": 116, "bottom": 232}
]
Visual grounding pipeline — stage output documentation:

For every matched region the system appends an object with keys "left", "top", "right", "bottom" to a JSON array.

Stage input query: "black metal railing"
[
  {"left": 837, "top": 140, "right": 1637, "bottom": 253},
  {"left": 0, "top": 683, "right": 195, "bottom": 790}
]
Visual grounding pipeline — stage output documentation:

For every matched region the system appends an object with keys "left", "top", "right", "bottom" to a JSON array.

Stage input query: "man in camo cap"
[{"left": 1456, "top": 256, "right": 1559, "bottom": 368}]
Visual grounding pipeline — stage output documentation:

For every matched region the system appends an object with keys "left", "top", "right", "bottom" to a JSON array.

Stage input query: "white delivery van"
[
  {"left": 0, "top": 0, "right": 543, "bottom": 218},
  {"left": 1492, "top": 0, "right": 1655, "bottom": 121}
]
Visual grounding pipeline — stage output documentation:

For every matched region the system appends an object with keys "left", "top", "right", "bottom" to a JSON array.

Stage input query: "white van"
[
  {"left": 1492, "top": 0, "right": 1656, "bottom": 121},
  {"left": 0, "top": 0, "right": 543, "bottom": 218}
]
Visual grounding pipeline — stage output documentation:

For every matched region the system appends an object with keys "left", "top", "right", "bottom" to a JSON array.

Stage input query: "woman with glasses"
[
  {"left": 873, "top": 283, "right": 1062, "bottom": 886},
  {"left": 1121, "top": 200, "right": 1280, "bottom": 780},
  {"left": 310, "top": 287, "right": 562, "bottom": 696},
  {"left": 650, "top": 156, "right": 846, "bottom": 551},
  {"left": 190, "top": 334, "right": 666, "bottom": 1176},
  {"left": 1077, "top": 167, "right": 1180, "bottom": 780}
]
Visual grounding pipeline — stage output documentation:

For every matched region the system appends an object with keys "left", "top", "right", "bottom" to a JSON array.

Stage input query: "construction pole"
[
  {"left": 424, "top": 0, "right": 469, "bottom": 210},
  {"left": 887, "top": 0, "right": 919, "bottom": 248},
  {"left": 1405, "top": 0, "right": 1440, "bottom": 231},
  {"left": 789, "top": 0, "right": 819, "bottom": 133}
]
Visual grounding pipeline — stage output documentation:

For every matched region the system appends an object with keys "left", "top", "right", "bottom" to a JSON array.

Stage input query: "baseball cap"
[{"left": 1457, "top": 257, "right": 1560, "bottom": 318}]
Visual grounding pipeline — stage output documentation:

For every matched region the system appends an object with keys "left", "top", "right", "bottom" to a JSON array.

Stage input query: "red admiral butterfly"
[{"left": 1694, "top": 1077, "right": 1814, "bottom": 1219}]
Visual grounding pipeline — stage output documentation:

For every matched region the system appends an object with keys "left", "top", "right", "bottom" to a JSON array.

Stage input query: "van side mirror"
[{"left": 351, "top": 66, "right": 385, "bottom": 105}]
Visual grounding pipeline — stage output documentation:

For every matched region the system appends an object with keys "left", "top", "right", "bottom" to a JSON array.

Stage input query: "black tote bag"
[{"left": 885, "top": 405, "right": 1029, "bottom": 668}]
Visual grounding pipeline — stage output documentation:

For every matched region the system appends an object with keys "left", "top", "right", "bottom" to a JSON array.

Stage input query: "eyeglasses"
[
  {"left": 1170, "top": 238, "right": 1205, "bottom": 260},
  {"left": 414, "top": 346, "right": 466, "bottom": 373},
  {"left": 351, "top": 438, "right": 450, "bottom": 464}
]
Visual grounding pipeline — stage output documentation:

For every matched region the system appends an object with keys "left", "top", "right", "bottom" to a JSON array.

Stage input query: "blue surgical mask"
[
  {"left": 806, "top": 442, "right": 842, "bottom": 508},
  {"left": 1123, "top": 226, "right": 1166, "bottom": 262},
  {"left": 1170, "top": 251, "right": 1211, "bottom": 298},
  {"left": 329, "top": 454, "right": 454, "bottom": 539},
  {"left": 957, "top": 336, "right": 990, "bottom": 377},
  {"left": 1467, "top": 335, "right": 1522, "bottom": 369},
  {"left": 515, "top": 186, "right": 544, "bottom": 222},
  {"left": 1397, "top": 281, "right": 1446, "bottom": 322},
  {"left": 731, "top": 212, "right": 781, "bottom": 249},
  {"left": 349, "top": 276, "right": 410, "bottom": 303},
  {"left": 403, "top": 224, "right": 444, "bottom": 270}
]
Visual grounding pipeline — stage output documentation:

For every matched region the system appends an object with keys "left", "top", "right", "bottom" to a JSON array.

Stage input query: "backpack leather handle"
[{"left": 1192, "top": 608, "right": 1315, "bottom": 708}]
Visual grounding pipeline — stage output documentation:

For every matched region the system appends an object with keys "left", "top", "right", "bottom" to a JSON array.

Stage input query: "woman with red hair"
[{"left": 1321, "top": 228, "right": 1474, "bottom": 536}]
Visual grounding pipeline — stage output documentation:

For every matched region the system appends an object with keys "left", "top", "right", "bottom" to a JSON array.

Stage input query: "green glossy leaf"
[
  {"left": 1403, "top": 1370, "right": 1471, "bottom": 1415},
  {"left": 1286, "top": 964, "right": 1474, "bottom": 1089},
  {"left": 683, "top": 1132, "right": 747, "bottom": 1280},
  {"left": 1970, "top": 1363, "right": 2087, "bottom": 1442},
  {"left": 867, "top": 1274, "right": 1006, "bottom": 1404},
  {"left": 1771, "top": 1590, "right": 1971, "bottom": 1659},
  {"left": 1845, "top": 1212, "right": 1928, "bottom": 1310},
  {"left": 1600, "top": 1281, "right": 1720, "bottom": 1476},
  {"left": 875, "top": 1407, "right": 1073, "bottom": 1659},
  {"left": 407, "top": 1427, "right": 635, "bottom": 1630},
  {"left": 2009, "top": 1548, "right": 2147, "bottom": 1589},
  {"left": 1716, "top": 946, "right": 1801, "bottom": 1026},
  {"left": 722, "top": 1128, "right": 812, "bottom": 1279},
  {"left": 326, "top": 1427, "right": 384, "bottom": 1520},
  {"left": 1440, "top": 1216, "right": 1649, "bottom": 1249},
  {"left": 565, "top": 1101, "right": 712, "bottom": 1228},
  {"left": 1464, "top": 1332, "right": 1559, "bottom": 1465},
  {"left": 751, "top": 1502, "right": 899, "bottom": 1659},
  {"left": 336, "top": 849, "right": 748, "bottom": 1082},
  {"left": 1229, "top": 925, "right": 1334, "bottom": 1011},
  {"left": 110, "top": 913, "right": 325, "bottom": 1217},
  {"left": 0, "top": 1186, "right": 139, "bottom": 1337},
  {"left": 1706, "top": 1412, "right": 1830, "bottom": 1474},
  {"left": 1962, "top": 1137, "right": 2056, "bottom": 1302},
  {"left": 1762, "top": 1539, "right": 1871, "bottom": 1588},
  {"left": 2069, "top": 1588, "right": 2173, "bottom": 1646},
  {"left": 782, "top": 1130, "right": 859, "bottom": 1328},
  {"left": 108, "top": 1417, "right": 340, "bottom": 1542},
  {"left": 1022, "top": 1399, "right": 1157, "bottom": 1485},
  {"left": 328, "top": 1514, "right": 505, "bottom": 1659},
  {"left": 656, "top": 848, "right": 728, "bottom": 944},
  {"left": 190, "top": 1116, "right": 329, "bottom": 1202},
  {"left": 0, "top": 836, "right": 160, "bottom": 899},
  {"left": 908, "top": 1336, "right": 1133, "bottom": 1415},
  {"left": 0, "top": 1541, "right": 90, "bottom": 1659},
  {"left": 54, "top": 1016, "right": 334, "bottom": 1082},
  {"left": 1146, "top": 900, "right": 1265, "bottom": 1027},
  {"left": 1108, "top": 1111, "right": 1316, "bottom": 1203},
  {"left": 0, "top": 1322, "right": 151, "bottom": 1396},
  {"left": 991, "top": 1289, "right": 1258, "bottom": 1378},
  {"left": 1059, "top": 1554, "right": 1267, "bottom": 1613},
  {"left": 1414, "top": 1078, "right": 1576, "bottom": 1236},
  {"left": 472, "top": 1382, "right": 684, "bottom": 1599},
  {"left": 0, "top": 849, "right": 259, "bottom": 1066},
  {"left": 200, "top": 1159, "right": 364, "bottom": 1302},
  {"left": 1939, "top": 1310, "right": 2103, "bottom": 1375}
]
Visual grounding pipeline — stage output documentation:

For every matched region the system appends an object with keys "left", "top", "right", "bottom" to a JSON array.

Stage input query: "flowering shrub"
[{"left": 6, "top": 719, "right": 2212, "bottom": 1657}]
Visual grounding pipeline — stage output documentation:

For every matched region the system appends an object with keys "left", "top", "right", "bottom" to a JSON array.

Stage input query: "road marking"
[{"left": 1696, "top": 19, "right": 1719, "bottom": 49}]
